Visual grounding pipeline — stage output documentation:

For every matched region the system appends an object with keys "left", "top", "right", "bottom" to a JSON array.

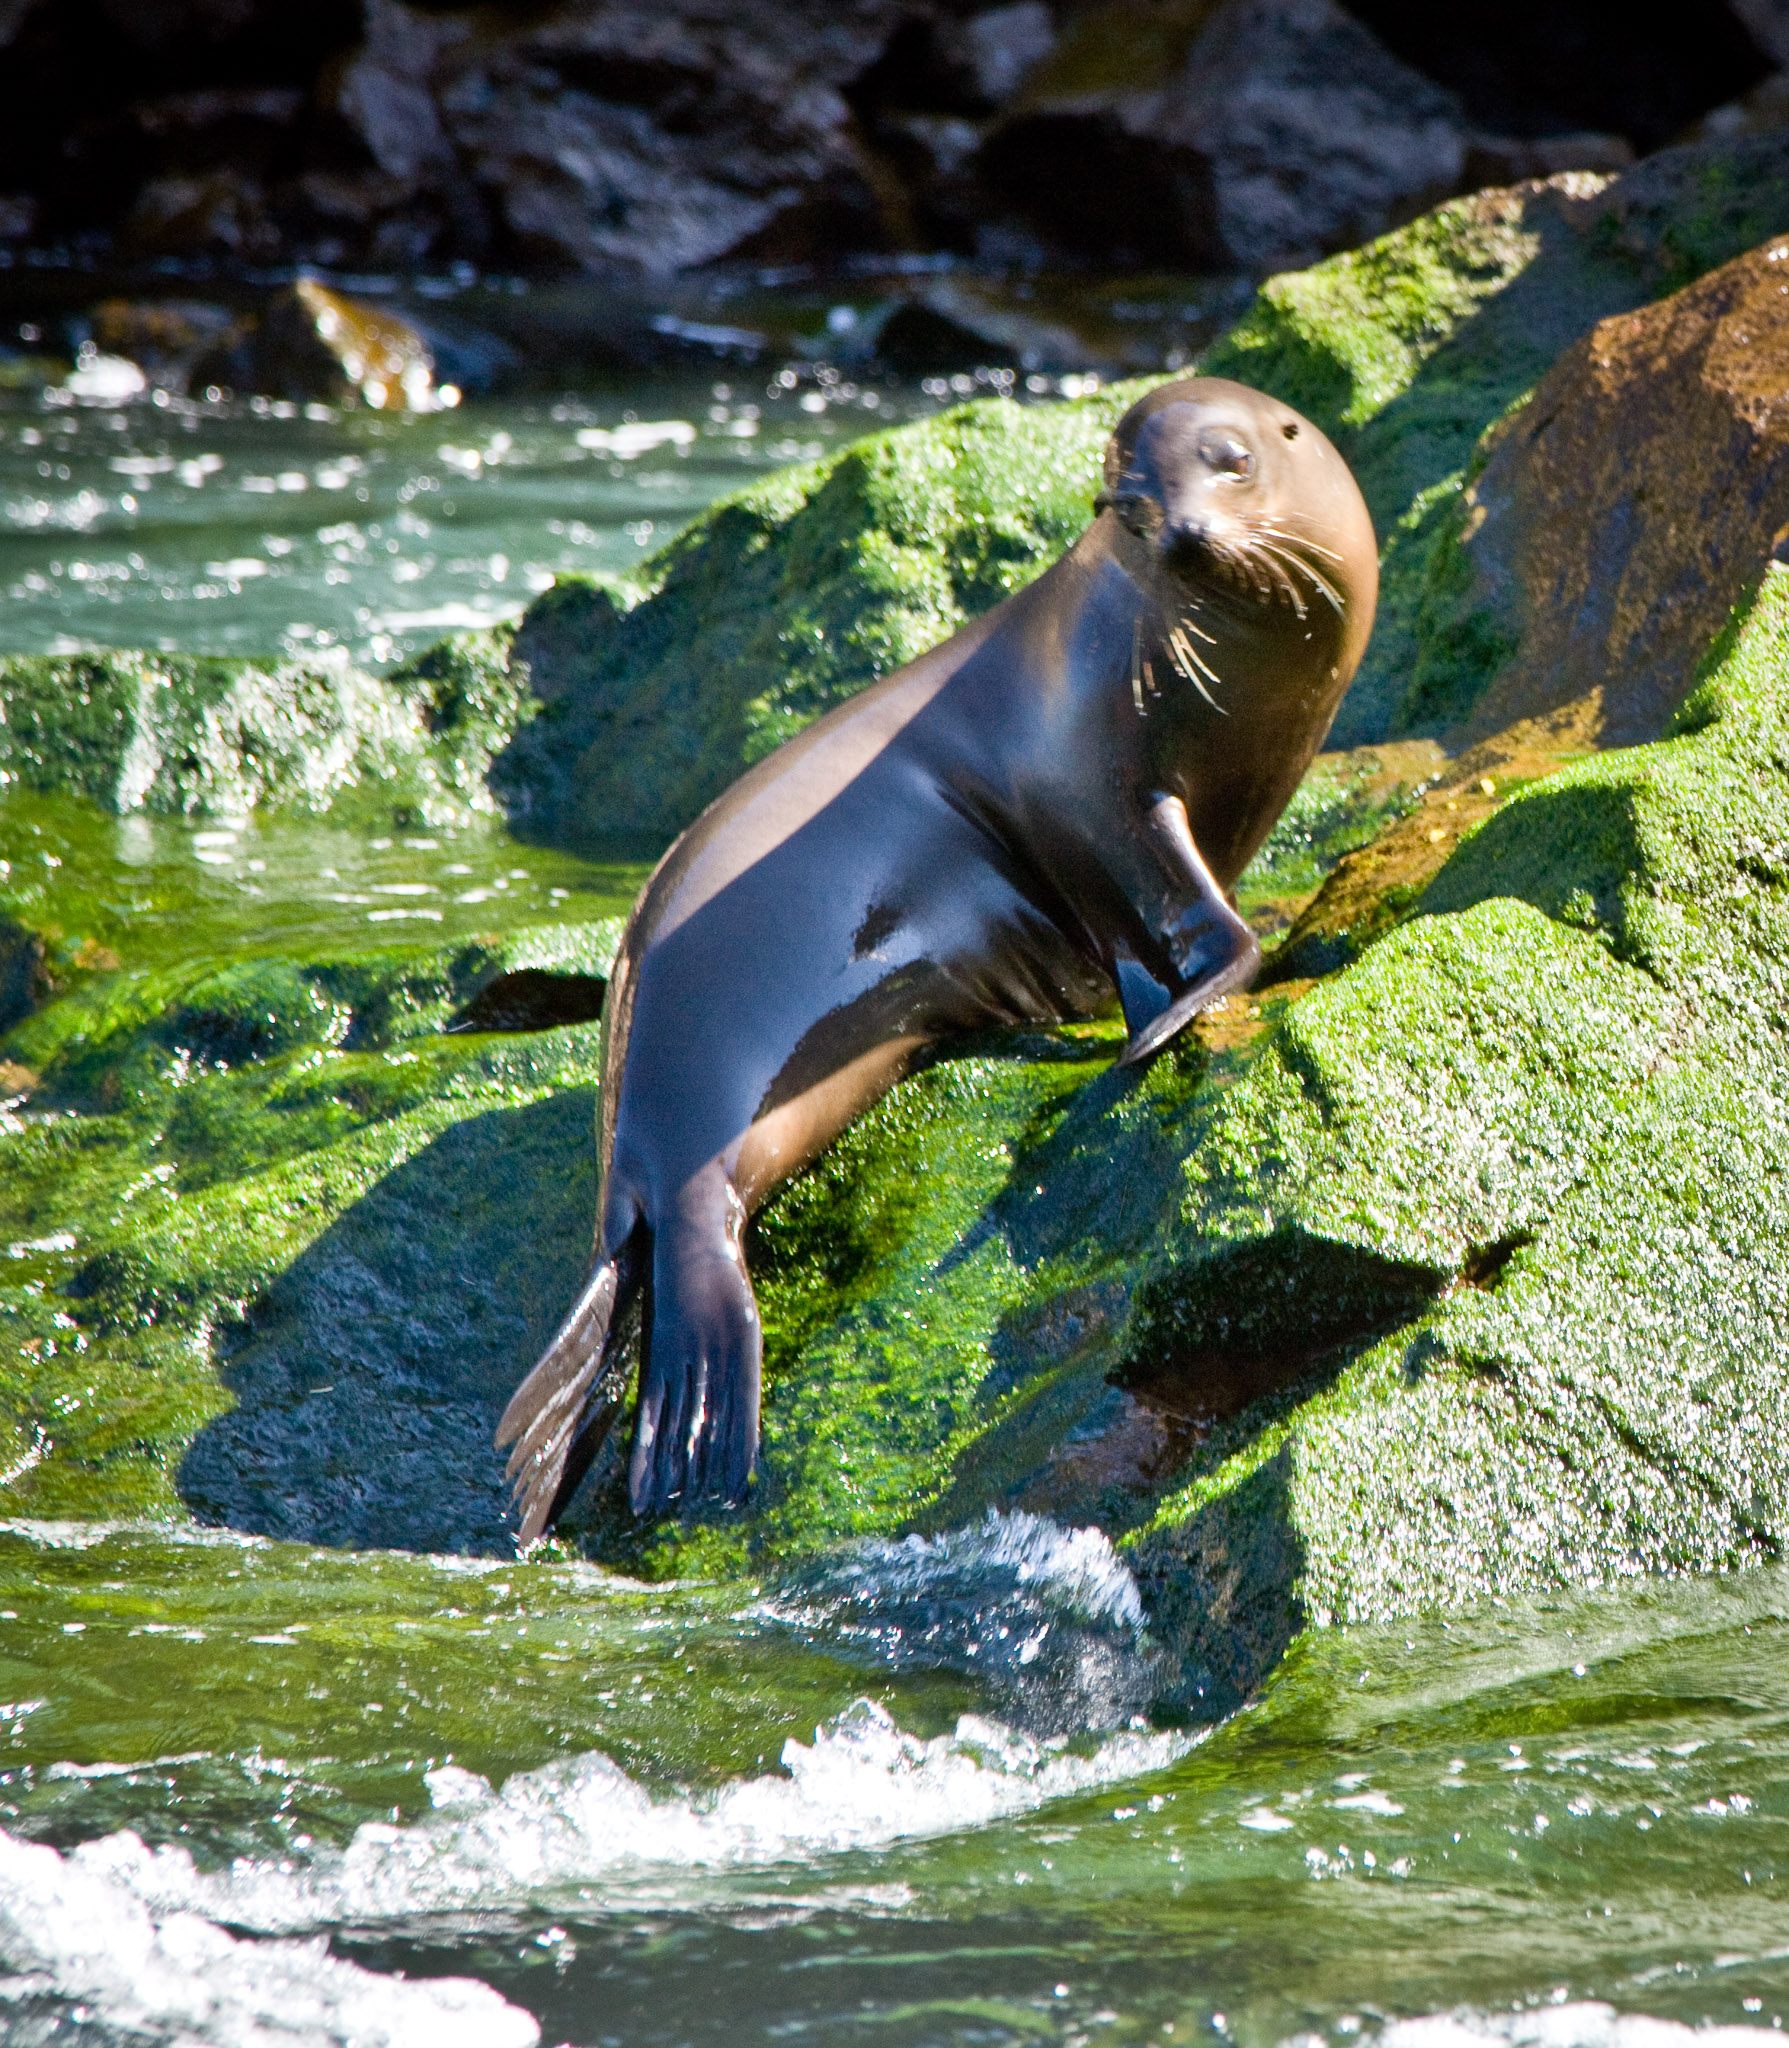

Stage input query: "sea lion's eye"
[
  {"left": 1282, "top": 421, "right": 1300, "bottom": 440},
  {"left": 1199, "top": 430, "right": 1253, "bottom": 478}
]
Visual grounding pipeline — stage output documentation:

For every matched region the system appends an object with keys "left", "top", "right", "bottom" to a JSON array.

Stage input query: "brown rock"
[
  {"left": 978, "top": 0, "right": 1470, "bottom": 272},
  {"left": 1455, "top": 233, "right": 1789, "bottom": 744},
  {"left": 251, "top": 279, "right": 440, "bottom": 408}
]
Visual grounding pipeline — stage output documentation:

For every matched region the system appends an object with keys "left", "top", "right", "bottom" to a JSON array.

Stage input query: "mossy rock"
[
  {"left": 0, "top": 632, "right": 526, "bottom": 829},
  {"left": 0, "top": 917, "right": 619, "bottom": 1550},
  {"left": 8, "top": 131, "right": 1789, "bottom": 1720},
  {"left": 495, "top": 128, "right": 1789, "bottom": 850},
  {"left": 559, "top": 568, "right": 1789, "bottom": 1718}
]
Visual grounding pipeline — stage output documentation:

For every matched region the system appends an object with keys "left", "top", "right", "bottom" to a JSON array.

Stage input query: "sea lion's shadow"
[{"left": 178, "top": 1088, "right": 598, "bottom": 1556}]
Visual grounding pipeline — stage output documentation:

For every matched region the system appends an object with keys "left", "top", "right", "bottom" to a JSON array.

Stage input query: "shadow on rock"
[
  {"left": 1129, "top": 1441, "right": 1309, "bottom": 1722},
  {"left": 179, "top": 1088, "right": 597, "bottom": 1555}
]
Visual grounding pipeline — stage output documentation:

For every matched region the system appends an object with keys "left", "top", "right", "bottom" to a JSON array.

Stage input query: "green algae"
[
  {"left": 491, "top": 396, "right": 1124, "bottom": 851},
  {"left": 0, "top": 794, "right": 638, "bottom": 1546},
  {"left": 557, "top": 563, "right": 1789, "bottom": 1716},
  {"left": 1125, "top": 565, "right": 1789, "bottom": 1702},
  {"left": 15, "top": 565, "right": 1789, "bottom": 1694},
  {"left": 0, "top": 638, "right": 524, "bottom": 828}
]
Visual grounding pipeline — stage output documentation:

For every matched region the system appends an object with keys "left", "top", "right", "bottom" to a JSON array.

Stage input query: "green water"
[
  {"left": 1, "top": 375, "right": 1785, "bottom": 2048},
  {"left": 0, "top": 369, "right": 949, "bottom": 670},
  {"left": 0, "top": 786, "right": 648, "bottom": 975},
  {"left": 0, "top": 1522, "right": 1786, "bottom": 2047}
]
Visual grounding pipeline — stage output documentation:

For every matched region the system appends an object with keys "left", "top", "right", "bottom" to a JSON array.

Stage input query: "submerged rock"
[{"left": 245, "top": 279, "right": 444, "bottom": 410}]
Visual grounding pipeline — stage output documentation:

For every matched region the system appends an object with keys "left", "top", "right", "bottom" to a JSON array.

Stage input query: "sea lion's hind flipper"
[
  {"left": 497, "top": 1240, "right": 642, "bottom": 1544},
  {"left": 1118, "top": 792, "right": 1261, "bottom": 1067},
  {"left": 630, "top": 1164, "right": 762, "bottom": 1518}
]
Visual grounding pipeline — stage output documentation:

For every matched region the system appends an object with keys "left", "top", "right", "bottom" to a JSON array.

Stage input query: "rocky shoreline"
[{"left": 6, "top": 124, "right": 1789, "bottom": 1715}]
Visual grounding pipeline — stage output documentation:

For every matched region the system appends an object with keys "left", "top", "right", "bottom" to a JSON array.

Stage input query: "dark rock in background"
[
  {"left": 975, "top": 0, "right": 1471, "bottom": 273},
  {"left": 0, "top": 0, "right": 1774, "bottom": 292}
]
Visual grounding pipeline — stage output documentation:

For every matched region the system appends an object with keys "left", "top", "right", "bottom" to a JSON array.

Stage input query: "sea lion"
[{"left": 496, "top": 375, "right": 1378, "bottom": 1536}]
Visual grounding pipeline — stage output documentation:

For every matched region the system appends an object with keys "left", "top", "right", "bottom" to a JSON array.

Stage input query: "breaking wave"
[
  {"left": 1295, "top": 2007, "right": 1783, "bottom": 2048},
  {"left": 68, "top": 1697, "right": 1187, "bottom": 1936},
  {"left": 0, "top": 1826, "right": 538, "bottom": 2047},
  {"left": 762, "top": 1509, "right": 1167, "bottom": 1733}
]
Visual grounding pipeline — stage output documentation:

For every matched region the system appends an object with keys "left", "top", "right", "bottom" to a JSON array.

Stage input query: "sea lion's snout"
[{"left": 1107, "top": 402, "right": 1269, "bottom": 588}]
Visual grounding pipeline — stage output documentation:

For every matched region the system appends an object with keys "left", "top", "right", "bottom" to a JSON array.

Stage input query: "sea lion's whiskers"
[
  {"left": 1167, "top": 624, "right": 1227, "bottom": 712},
  {"left": 1239, "top": 537, "right": 1307, "bottom": 616},
  {"left": 1256, "top": 538, "right": 1345, "bottom": 615},
  {"left": 1254, "top": 521, "right": 1345, "bottom": 566}
]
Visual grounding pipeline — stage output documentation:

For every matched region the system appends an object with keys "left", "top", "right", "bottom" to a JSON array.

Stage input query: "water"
[
  {"left": 0, "top": 367, "right": 962, "bottom": 670},
  {"left": 0, "top": 1522, "right": 1786, "bottom": 2047},
  {"left": 0, "top": 787, "right": 649, "bottom": 976},
  {"left": 2, "top": 369, "right": 1786, "bottom": 2046}
]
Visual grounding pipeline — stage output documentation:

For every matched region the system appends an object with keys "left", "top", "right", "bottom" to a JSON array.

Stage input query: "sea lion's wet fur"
[{"left": 496, "top": 377, "right": 1378, "bottom": 1539}]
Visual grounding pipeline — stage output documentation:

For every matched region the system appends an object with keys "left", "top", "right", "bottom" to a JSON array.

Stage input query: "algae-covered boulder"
[
  {"left": 498, "top": 127, "right": 1789, "bottom": 850},
  {"left": 567, "top": 565, "right": 1789, "bottom": 1718},
  {"left": 0, "top": 632, "right": 527, "bottom": 827},
  {"left": 491, "top": 396, "right": 1120, "bottom": 851},
  {"left": 0, "top": 916, "right": 618, "bottom": 1551},
  {"left": 1130, "top": 569, "right": 1789, "bottom": 1706}
]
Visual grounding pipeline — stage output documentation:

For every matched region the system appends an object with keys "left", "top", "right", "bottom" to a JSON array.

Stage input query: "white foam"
[
  {"left": 790, "top": 1510, "right": 1146, "bottom": 1630},
  {"left": 762, "top": 1512, "right": 1161, "bottom": 1732},
  {"left": 1303, "top": 2006, "right": 1781, "bottom": 2048},
  {"left": 0, "top": 1826, "right": 537, "bottom": 2047},
  {"left": 75, "top": 1699, "right": 1187, "bottom": 1935}
]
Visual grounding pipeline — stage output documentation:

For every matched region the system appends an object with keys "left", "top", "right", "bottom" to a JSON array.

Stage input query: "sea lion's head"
[{"left": 1096, "top": 376, "right": 1377, "bottom": 674}]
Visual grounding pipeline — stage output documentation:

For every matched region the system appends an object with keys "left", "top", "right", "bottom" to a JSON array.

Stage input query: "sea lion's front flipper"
[
  {"left": 1117, "top": 792, "right": 1261, "bottom": 1067},
  {"left": 630, "top": 1160, "right": 762, "bottom": 1518},
  {"left": 497, "top": 1232, "right": 643, "bottom": 1544}
]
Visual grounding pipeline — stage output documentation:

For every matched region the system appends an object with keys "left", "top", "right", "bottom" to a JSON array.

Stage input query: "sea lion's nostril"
[{"left": 1161, "top": 519, "right": 1209, "bottom": 567}]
